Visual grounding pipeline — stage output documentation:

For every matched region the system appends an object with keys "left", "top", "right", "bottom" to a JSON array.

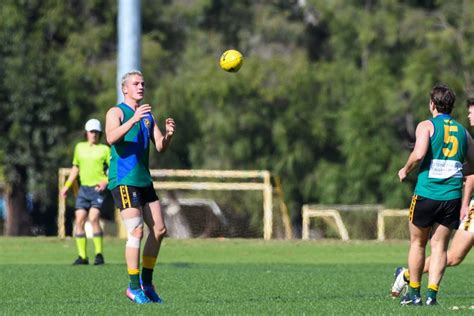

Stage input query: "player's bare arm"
[
  {"left": 461, "top": 175, "right": 474, "bottom": 220},
  {"left": 105, "top": 105, "right": 151, "bottom": 145},
  {"left": 398, "top": 120, "right": 432, "bottom": 182},
  {"left": 151, "top": 116, "right": 175, "bottom": 152}
]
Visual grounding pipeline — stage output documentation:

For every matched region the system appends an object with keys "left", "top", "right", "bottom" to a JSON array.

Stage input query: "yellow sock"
[
  {"left": 128, "top": 268, "right": 140, "bottom": 275},
  {"left": 404, "top": 270, "right": 410, "bottom": 281},
  {"left": 428, "top": 284, "right": 439, "bottom": 292},
  {"left": 75, "top": 235, "right": 87, "bottom": 259},
  {"left": 409, "top": 281, "right": 420, "bottom": 289},
  {"left": 93, "top": 234, "right": 103, "bottom": 255},
  {"left": 142, "top": 256, "right": 157, "bottom": 269}
]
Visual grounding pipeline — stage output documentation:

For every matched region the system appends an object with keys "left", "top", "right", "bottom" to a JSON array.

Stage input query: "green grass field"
[{"left": 1, "top": 237, "right": 473, "bottom": 315}]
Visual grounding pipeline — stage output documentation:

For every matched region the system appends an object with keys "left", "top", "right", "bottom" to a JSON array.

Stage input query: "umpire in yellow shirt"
[{"left": 61, "top": 118, "right": 111, "bottom": 265}]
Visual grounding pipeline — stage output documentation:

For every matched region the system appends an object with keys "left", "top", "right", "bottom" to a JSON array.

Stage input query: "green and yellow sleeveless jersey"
[
  {"left": 415, "top": 114, "right": 468, "bottom": 200},
  {"left": 72, "top": 142, "right": 110, "bottom": 186},
  {"left": 108, "top": 103, "right": 155, "bottom": 189}
]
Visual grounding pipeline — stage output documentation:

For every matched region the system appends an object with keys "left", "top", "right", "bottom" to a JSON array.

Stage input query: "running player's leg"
[
  {"left": 401, "top": 222, "right": 429, "bottom": 305},
  {"left": 426, "top": 223, "right": 451, "bottom": 304},
  {"left": 89, "top": 207, "right": 104, "bottom": 264},
  {"left": 141, "top": 200, "right": 166, "bottom": 303},
  {"left": 408, "top": 222, "right": 430, "bottom": 286},
  {"left": 73, "top": 209, "right": 89, "bottom": 264},
  {"left": 446, "top": 229, "right": 473, "bottom": 267},
  {"left": 423, "top": 231, "right": 472, "bottom": 273}
]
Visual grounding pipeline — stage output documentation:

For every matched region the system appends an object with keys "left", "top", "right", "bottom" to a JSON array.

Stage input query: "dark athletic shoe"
[
  {"left": 73, "top": 257, "right": 89, "bottom": 265},
  {"left": 426, "top": 297, "right": 438, "bottom": 306},
  {"left": 142, "top": 284, "right": 164, "bottom": 304},
  {"left": 400, "top": 294, "right": 422, "bottom": 306},
  {"left": 94, "top": 253, "right": 105, "bottom": 265}
]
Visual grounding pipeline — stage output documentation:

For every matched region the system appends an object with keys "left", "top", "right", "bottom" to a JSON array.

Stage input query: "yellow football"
[{"left": 219, "top": 49, "right": 243, "bottom": 72}]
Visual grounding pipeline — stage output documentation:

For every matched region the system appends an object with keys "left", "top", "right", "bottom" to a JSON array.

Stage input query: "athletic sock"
[
  {"left": 403, "top": 269, "right": 410, "bottom": 282},
  {"left": 408, "top": 281, "right": 421, "bottom": 297},
  {"left": 75, "top": 234, "right": 87, "bottom": 259},
  {"left": 92, "top": 232, "right": 103, "bottom": 255},
  {"left": 427, "top": 284, "right": 439, "bottom": 299},
  {"left": 128, "top": 268, "right": 141, "bottom": 289},
  {"left": 142, "top": 256, "right": 157, "bottom": 285}
]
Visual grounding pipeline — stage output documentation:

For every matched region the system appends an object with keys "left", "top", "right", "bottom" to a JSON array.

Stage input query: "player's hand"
[
  {"left": 398, "top": 168, "right": 407, "bottom": 182},
  {"left": 165, "top": 118, "right": 175, "bottom": 137},
  {"left": 60, "top": 187, "right": 68, "bottom": 197},
  {"left": 460, "top": 204, "right": 470, "bottom": 220},
  {"left": 132, "top": 104, "right": 151, "bottom": 123},
  {"left": 95, "top": 180, "right": 108, "bottom": 192}
]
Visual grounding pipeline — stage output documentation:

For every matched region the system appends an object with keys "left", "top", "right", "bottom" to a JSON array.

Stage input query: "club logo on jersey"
[{"left": 143, "top": 118, "right": 151, "bottom": 129}]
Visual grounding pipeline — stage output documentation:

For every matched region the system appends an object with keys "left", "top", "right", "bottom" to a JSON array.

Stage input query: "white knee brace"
[{"left": 123, "top": 217, "right": 144, "bottom": 248}]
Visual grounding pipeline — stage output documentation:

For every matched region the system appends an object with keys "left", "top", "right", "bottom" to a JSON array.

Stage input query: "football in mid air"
[{"left": 219, "top": 49, "right": 243, "bottom": 72}]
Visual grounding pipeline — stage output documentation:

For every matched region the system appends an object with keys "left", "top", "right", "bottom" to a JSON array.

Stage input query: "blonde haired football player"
[{"left": 106, "top": 70, "right": 175, "bottom": 304}]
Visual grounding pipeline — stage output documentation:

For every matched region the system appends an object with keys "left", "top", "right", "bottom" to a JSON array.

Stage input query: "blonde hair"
[{"left": 121, "top": 70, "right": 143, "bottom": 91}]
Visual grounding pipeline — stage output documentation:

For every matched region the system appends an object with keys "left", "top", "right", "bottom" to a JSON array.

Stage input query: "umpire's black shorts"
[{"left": 408, "top": 195, "right": 460, "bottom": 229}]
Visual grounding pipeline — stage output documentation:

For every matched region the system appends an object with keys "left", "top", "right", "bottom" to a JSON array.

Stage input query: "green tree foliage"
[
  {"left": 1, "top": 0, "right": 473, "bottom": 235},
  {"left": 0, "top": 0, "right": 116, "bottom": 235}
]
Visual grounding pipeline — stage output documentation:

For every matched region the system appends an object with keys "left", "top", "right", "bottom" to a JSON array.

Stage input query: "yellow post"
[
  {"left": 57, "top": 168, "right": 66, "bottom": 238},
  {"left": 263, "top": 171, "right": 273, "bottom": 240}
]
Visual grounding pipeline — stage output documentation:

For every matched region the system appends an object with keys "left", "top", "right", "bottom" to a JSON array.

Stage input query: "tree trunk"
[{"left": 4, "top": 167, "right": 31, "bottom": 236}]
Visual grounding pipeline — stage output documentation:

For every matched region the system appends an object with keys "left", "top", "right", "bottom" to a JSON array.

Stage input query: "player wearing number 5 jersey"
[
  {"left": 391, "top": 98, "right": 474, "bottom": 301},
  {"left": 397, "top": 84, "right": 474, "bottom": 306}
]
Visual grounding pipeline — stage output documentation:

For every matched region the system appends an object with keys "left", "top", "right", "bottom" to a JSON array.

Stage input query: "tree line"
[{"left": 0, "top": 0, "right": 473, "bottom": 235}]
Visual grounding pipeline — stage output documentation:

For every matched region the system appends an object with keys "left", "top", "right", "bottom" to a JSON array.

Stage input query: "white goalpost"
[{"left": 58, "top": 168, "right": 277, "bottom": 240}]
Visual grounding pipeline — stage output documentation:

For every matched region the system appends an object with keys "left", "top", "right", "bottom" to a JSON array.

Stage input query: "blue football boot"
[
  {"left": 126, "top": 286, "right": 152, "bottom": 304},
  {"left": 141, "top": 284, "right": 164, "bottom": 304}
]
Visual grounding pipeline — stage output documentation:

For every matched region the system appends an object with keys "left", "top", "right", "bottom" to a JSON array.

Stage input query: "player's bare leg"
[
  {"left": 401, "top": 223, "right": 429, "bottom": 305},
  {"left": 121, "top": 207, "right": 150, "bottom": 304},
  {"left": 141, "top": 201, "right": 166, "bottom": 303},
  {"left": 425, "top": 223, "right": 451, "bottom": 305},
  {"left": 424, "top": 229, "right": 473, "bottom": 272},
  {"left": 446, "top": 230, "right": 474, "bottom": 266},
  {"left": 408, "top": 223, "right": 429, "bottom": 285}
]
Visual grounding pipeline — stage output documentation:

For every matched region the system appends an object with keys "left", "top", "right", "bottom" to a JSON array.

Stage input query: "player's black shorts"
[
  {"left": 75, "top": 186, "right": 107, "bottom": 211},
  {"left": 110, "top": 184, "right": 159, "bottom": 211},
  {"left": 408, "top": 195, "right": 460, "bottom": 229}
]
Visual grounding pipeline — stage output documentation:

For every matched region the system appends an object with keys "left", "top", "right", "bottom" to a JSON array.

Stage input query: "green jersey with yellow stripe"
[{"left": 414, "top": 114, "right": 468, "bottom": 200}]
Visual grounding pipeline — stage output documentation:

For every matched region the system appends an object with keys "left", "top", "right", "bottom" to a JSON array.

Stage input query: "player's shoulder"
[
  {"left": 107, "top": 106, "right": 122, "bottom": 114},
  {"left": 417, "top": 119, "right": 434, "bottom": 130}
]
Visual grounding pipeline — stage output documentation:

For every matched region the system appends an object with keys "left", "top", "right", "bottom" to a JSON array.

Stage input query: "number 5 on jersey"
[{"left": 443, "top": 124, "right": 458, "bottom": 158}]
